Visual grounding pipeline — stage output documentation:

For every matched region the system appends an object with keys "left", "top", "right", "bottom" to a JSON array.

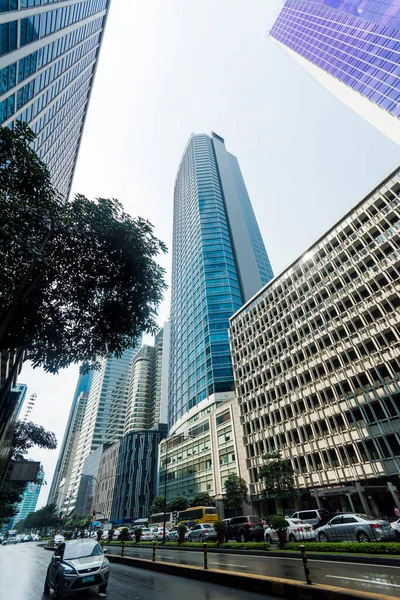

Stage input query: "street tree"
[
  {"left": 191, "top": 493, "right": 215, "bottom": 507},
  {"left": 148, "top": 495, "right": 165, "bottom": 516},
  {"left": 258, "top": 452, "right": 296, "bottom": 509},
  {"left": 223, "top": 474, "right": 248, "bottom": 512},
  {"left": 167, "top": 496, "right": 190, "bottom": 512},
  {"left": 0, "top": 122, "right": 167, "bottom": 379}
]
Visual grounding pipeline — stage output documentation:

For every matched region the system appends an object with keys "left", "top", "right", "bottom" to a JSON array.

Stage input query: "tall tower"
[
  {"left": 169, "top": 132, "right": 273, "bottom": 431},
  {"left": 67, "top": 344, "right": 141, "bottom": 509},
  {"left": 270, "top": 1, "right": 400, "bottom": 145},
  {"left": 0, "top": 0, "right": 112, "bottom": 197}
]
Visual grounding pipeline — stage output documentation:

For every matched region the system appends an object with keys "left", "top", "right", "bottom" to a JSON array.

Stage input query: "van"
[{"left": 291, "top": 509, "right": 332, "bottom": 529}]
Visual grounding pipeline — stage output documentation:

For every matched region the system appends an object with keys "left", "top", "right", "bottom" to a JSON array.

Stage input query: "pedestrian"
[{"left": 395, "top": 507, "right": 400, "bottom": 518}]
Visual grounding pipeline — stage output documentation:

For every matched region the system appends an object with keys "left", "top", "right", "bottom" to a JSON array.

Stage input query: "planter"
[
  {"left": 277, "top": 530, "right": 287, "bottom": 548},
  {"left": 217, "top": 532, "right": 226, "bottom": 544},
  {"left": 135, "top": 535, "right": 141, "bottom": 544},
  {"left": 178, "top": 533, "right": 185, "bottom": 544}
]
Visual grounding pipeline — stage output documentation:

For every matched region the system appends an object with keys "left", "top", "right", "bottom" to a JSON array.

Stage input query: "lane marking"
[
  {"left": 210, "top": 562, "right": 248, "bottom": 569},
  {"left": 326, "top": 575, "right": 400, "bottom": 588}
]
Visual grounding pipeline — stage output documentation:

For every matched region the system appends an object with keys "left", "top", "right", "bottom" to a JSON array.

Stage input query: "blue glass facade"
[
  {"left": 169, "top": 133, "right": 273, "bottom": 429},
  {"left": 271, "top": 0, "right": 400, "bottom": 120},
  {"left": 0, "top": 0, "right": 111, "bottom": 197}
]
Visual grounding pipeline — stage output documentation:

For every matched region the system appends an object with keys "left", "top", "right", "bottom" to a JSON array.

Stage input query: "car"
[
  {"left": 135, "top": 527, "right": 153, "bottom": 541},
  {"left": 32, "top": 534, "right": 41, "bottom": 541},
  {"left": 264, "top": 518, "right": 315, "bottom": 543},
  {"left": 150, "top": 526, "right": 169, "bottom": 541},
  {"left": 54, "top": 534, "right": 65, "bottom": 546},
  {"left": 166, "top": 525, "right": 190, "bottom": 541},
  {"left": 226, "top": 515, "right": 264, "bottom": 542},
  {"left": 44, "top": 538, "right": 110, "bottom": 597},
  {"left": 22, "top": 534, "right": 32, "bottom": 542},
  {"left": 291, "top": 509, "right": 332, "bottom": 530},
  {"left": 390, "top": 518, "right": 400, "bottom": 539},
  {"left": 317, "top": 513, "right": 396, "bottom": 543},
  {"left": 187, "top": 523, "right": 217, "bottom": 542},
  {"left": 101, "top": 531, "right": 110, "bottom": 541}
]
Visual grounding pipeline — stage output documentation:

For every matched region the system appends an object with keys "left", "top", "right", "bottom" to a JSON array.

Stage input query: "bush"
[
  {"left": 285, "top": 541, "right": 400, "bottom": 555},
  {"left": 104, "top": 540, "right": 271, "bottom": 550},
  {"left": 214, "top": 520, "right": 227, "bottom": 533}
]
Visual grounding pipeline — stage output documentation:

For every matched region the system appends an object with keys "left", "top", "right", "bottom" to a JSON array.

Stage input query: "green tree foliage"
[
  {"left": 258, "top": 452, "right": 295, "bottom": 500},
  {"left": 0, "top": 123, "right": 167, "bottom": 374},
  {"left": 63, "top": 513, "right": 91, "bottom": 530},
  {"left": 223, "top": 474, "right": 248, "bottom": 510},
  {"left": 167, "top": 496, "right": 190, "bottom": 512},
  {"left": 191, "top": 493, "right": 215, "bottom": 507},
  {"left": 0, "top": 420, "right": 57, "bottom": 523},
  {"left": 15, "top": 503, "right": 58, "bottom": 533},
  {"left": 148, "top": 495, "right": 166, "bottom": 516}
]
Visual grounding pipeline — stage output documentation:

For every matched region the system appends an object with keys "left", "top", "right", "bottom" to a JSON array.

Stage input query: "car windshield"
[
  {"left": 355, "top": 514, "right": 376, "bottom": 521},
  {"left": 64, "top": 542, "right": 103, "bottom": 560}
]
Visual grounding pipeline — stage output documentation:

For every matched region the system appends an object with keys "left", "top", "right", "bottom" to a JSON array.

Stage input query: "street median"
[{"left": 105, "top": 553, "right": 397, "bottom": 600}]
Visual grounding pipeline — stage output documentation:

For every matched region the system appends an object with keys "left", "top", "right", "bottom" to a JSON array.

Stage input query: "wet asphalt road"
[
  {"left": 0, "top": 542, "right": 276, "bottom": 600},
  {"left": 109, "top": 544, "right": 400, "bottom": 598}
]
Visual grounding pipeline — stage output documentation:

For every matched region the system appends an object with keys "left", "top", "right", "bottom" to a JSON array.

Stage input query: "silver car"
[
  {"left": 317, "top": 513, "right": 396, "bottom": 543},
  {"left": 187, "top": 523, "right": 217, "bottom": 542},
  {"left": 44, "top": 538, "right": 110, "bottom": 597}
]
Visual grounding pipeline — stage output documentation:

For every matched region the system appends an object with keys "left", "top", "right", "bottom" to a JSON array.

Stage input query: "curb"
[
  {"left": 103, "top": 544, "right": 400, "bottom": 567},
  {"left": 105, "top": 554, "right": 397, "bottom": 600}
]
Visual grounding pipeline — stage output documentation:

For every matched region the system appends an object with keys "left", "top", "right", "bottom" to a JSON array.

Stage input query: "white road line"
[
  {"left": 326, "top": 575, "right": 400, "bottom": 588},
  {"left": 210, "top": 562, "right": 248, "bottom": 569}
]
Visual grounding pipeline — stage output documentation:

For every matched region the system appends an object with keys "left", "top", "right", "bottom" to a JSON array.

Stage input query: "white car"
[
  {"left": 53, "top": 534, "right": 65, "bottom": 546},
  {"left": 22, "top": 535, "right": 31, "bottom": 542},
  {"left": 137, "top": 527, "right": 153, "bottom": 541},
  {"left": 150, "top": 527, "right": 169, "bottom": 541},
  {"left": 32, "top": 534, "right": 41, "bottom": 541},
  {"left": 264, "top": 518, "right": 315, "bottom": 543},
  {"left": 390, "top": 518, "right": 400, "bottom": 539},
  {"left": 166, "top": 526, "right": 191, "bottom": 541}
]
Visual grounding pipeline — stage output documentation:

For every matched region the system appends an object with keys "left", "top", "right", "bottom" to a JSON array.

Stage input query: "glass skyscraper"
[
  {"left": 0, "top": 0, "right": 111, "bottom": 197},
  {"left": 169, "top": 132, "right": 273, "bottom": 430},
  {"left": 270, "top": 1, "right": 400, "bottom": 144}
]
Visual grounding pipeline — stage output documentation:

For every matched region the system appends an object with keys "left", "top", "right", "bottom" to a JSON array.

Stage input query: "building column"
[
  {"left": 346, "top": 494, "right": 355, "bottom": 512},
  {"left": 313, "top": 494, "right": 322, "bottom": 509},
  {"left": 355, "top": 481, "right": 370, "bottom": 514},
  {"left": 387, "top": 482, "right": 400, "bottom": 511}
]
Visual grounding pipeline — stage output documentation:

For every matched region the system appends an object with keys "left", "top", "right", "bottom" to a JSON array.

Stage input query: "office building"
[
  {"left": 124, "top": 323, "right": 170, "bottom": 434},
  {"left": 230, "top": 167, "right": 400, "bottom": 516},
  {"left": 13, "top": 471, "right": 44, "bottom": 525},
  {"left": 67, "top": 344, "right": 141, "bottom": 510},
  {"left": 169, "top": 132, "right": 273, "bottom": 432},
  {"left": 0, "top": 350, "right": 24, "bottom": 483},
  {"left": 13, "top": 383, "right": 27, "bottom": 418},
  {"left": 75, "top": 444, "right": 108, "bottom": 515},
  {"left": 47, "top": 369, "right": 92, "bottom": 509},
  {"left": 270, "top": 1, "right": 400, "bottom": 145},
  {"left": 0, "top": 0, "right": 111, "bottom": 197},
  {"left": 91, "top": 441, "right": 119, "bottom": 521}
]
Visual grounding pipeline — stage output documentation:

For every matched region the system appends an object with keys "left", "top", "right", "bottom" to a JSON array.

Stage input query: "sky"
[{"left": 18, "top": 0, "right": 400, "bottom": 509}]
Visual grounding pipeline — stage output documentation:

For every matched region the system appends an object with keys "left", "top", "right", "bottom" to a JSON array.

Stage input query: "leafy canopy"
[
  {"left": 167, "top": 496, "right": 190, "bottom": 512},
  {"left": 191, "top": 492, "right": 215, "bottom": 507},
  {"left": 258, "top": 452, "right": 295, "bottom": 499},
  {"left": 148, "top": 495, "right": 165, "bottom": 516},
  {"left": 223, "top": 474, "right": 248, "bottom": 510},
  {"left": 0, "top": 123, "right": 167, "bottom": 373}
]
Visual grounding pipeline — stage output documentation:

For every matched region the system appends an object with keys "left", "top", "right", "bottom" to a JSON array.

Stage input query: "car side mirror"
[{"left": 54, "top": 555, "right": 61, "bottom": 561}]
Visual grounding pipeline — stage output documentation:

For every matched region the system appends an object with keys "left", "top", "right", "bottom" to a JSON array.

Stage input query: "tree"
[
  {"left": 223, "top": 474, "right": 248, "bottom": 511},
  {"left": 191, "top": 493, "right": 215, "bottom": 507},
  {"left": 148, "top": 495, "right": 165, "bottom": 516},
  {"left": 258, "top": 453, "right": 296, "bottom": 507},
  {"left": 167, "top": 496, "right": 190, "bottom": 512},
  {"left": 0, "top": 123, "right": 167, "bottom": 376}
]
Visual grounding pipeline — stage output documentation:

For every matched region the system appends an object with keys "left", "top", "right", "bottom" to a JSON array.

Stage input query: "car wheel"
[
  {"left": 265, "top": 534, "right": 273, "bottom": 544},
  {"left": 239, "top": 531, "right": 247, "bottom": 543},
  {"left": 99, "top": 584, "right": 108, "bottom": 593},
  {"left": 188, "top": 535, "right": 192, "bottom": 542},
  {"left": 357, "top": 531, "right": 370, "bottom": 543},
  {"left": 289, "top": 534, "right": 296, "bottom": 542},
  {"left": 199, "top": 535, "right": 203, "bottom": 542},
  {"left": 318, "top": 532, "right": 328, "bottom": 542}
]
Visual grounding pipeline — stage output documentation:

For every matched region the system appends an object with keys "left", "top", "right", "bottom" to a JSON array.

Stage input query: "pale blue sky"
[{"left": 20, "top": 0, "right": 400, "bottom": 507}]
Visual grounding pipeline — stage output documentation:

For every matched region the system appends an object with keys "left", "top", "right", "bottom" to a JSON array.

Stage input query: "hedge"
[
  {"left": 104, "top": 540, "right": 270, "bottom": 550},
  {"left": 285, "top": 541, "right": 400, "bottom": 555}
]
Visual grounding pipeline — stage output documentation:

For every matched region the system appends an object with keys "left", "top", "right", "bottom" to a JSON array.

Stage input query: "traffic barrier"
[
  {"left": 203, "top": 543, "right": 208, "bottom": 570},
  {"left": 300, "top": 545, "right": 312, "bottom": 585},
  {"left": 153, "top": 542, "right": 156, "bottom": 562}
]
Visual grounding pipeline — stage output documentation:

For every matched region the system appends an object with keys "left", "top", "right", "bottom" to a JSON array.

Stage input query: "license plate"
[
  {"left": 82, "top": 576, "right": 95, "bottom": 584},
  {"left": 305, "top": 528, "right": 311, "bottom": 532}
]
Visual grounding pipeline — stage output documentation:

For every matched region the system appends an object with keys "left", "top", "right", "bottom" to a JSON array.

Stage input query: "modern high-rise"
[
  {"left": 13, "top": 383, "right": 27, "bottom": 417},
  {"left": 270, "top": 1, "right": 400, "bottom": 145},
  {"left": 169, "top": 132, "right": 273, "bottom": 432},
  {"left": 230, "top": 167, "right": 400, "bottom": 516},
  {"left": 124, "top": 323, "right": 170, "bottom": 434},
  {"left": 0, "top": 0, "right": 111, "bottom": 197},
  {"left": 12, "top": 471, "right": 44, "bottom": 526},
  {"left": 47, "top": 369, "right": 92, "bottom": 509},
  {"left": 67, "top": 344, "right": 141, "bottom": 509}
]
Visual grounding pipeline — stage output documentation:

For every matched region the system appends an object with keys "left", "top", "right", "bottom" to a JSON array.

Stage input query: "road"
[
  {"left": 107, "top": 544, "right": 400, "bottom": 598},
  {"left": 0, "top": 542, "right": 276, "bottom": 600}
]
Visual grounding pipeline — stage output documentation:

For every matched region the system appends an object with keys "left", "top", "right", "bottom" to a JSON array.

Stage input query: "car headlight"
[
  {"left": 62, "top": 565, "right": 76, "bottom": 575},
  {"left": 102, "top": 558, "right": 109, "bottom": 569}
]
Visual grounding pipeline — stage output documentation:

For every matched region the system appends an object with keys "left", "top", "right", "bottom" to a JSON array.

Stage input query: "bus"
[
  {"left": 148, "top": 512, "right": 174, "bottom": 528},
  {"left": 177, "top": 506, "right": 218, "bottom": 526}
]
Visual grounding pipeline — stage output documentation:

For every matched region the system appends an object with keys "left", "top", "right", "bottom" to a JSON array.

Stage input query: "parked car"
[
  {"left": 135, "top": 527, "right": 153, "bottom": 541},
  {"left": 22, "top": 535, "right": 32, "bottom": 542},
  {"left": 291, "top": 509, "right": 332, "bottom": 530},
  {"left": 317, "top": 513, "right": 396, "bottom": 543},
  {"left": 226, "top": 515, "right": 264, "bottom": 542},
  {"left": 166, "top": 526, "right": 190, "bottom": 541},
  {"left": 264, "top": 518, "right": 316, "bottom": 543},
  {"left": 101, "top": 531, "right": 110, "bottom": 541},
  {"left": 32, "top": 534, "right": 41, "bottom": 541},
  {"left": 54, "top": 534, "right": 65, "bottom": 546},
  {"left": 44, "top": 538, "right": 110, "bottom": 596},
  {"left": 390, "top": 518, "right": 400, "bottom": 539},
  {"left": 187, "top": 524, "right": 217, "bottom": 542},
  {"left": 150, "top": 527, "right": 168, "bottom": 541}
]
